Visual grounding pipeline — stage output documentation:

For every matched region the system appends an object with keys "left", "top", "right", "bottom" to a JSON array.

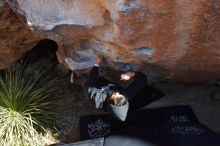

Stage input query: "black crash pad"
[{"left": 80, "top": 106, "right": 220, "bottom": 146}]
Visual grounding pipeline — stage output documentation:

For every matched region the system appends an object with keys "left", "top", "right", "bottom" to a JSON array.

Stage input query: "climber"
[{"left": 80, "top": 55, "right": 148, "bottom": 121}]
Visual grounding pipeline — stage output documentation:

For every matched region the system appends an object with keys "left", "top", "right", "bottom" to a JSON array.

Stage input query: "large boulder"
[
  {"left": 5, "top": 0, "right": 220, "bottom": 83},
  {"left": 0, "top": 1, "right": 41, "bottom": 69}
]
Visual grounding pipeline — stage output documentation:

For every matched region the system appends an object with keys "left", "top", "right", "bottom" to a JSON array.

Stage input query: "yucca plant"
[{"left": 0, "top": 63, "right": 58, "bottom": 146}]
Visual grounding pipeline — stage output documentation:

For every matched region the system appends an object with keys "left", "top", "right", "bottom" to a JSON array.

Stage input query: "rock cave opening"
[
  {"left": 25, "top": 39, "right": 58, "bottom": 64},
  {"left": 22, "top": 39, "right": 69, "bottom": 78}
]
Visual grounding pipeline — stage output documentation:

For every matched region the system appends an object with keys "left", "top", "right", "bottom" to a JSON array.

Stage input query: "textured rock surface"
[
  {"left": 5, "top": 0, "right": 220, "bottom": 83},
  {"left": 0, "top": 2, "right": 41, "bottom": 69}
]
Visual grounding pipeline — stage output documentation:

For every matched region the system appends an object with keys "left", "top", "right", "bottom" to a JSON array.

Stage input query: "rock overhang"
[{"left": 2, "top": 0, "right": 220, "bottom": 83}]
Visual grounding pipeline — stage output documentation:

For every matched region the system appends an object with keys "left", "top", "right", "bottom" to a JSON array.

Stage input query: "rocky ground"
[{"left": 53, "top": 76, "right": 103, "bottom": 144}]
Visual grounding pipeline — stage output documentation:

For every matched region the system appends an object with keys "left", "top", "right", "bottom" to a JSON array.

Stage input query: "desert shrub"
[{"left": 0, "top": 64, "right": 58, "bottom": 146}]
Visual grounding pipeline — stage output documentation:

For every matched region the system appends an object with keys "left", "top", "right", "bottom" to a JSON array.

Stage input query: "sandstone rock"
[
  {"left": 5, "top": 0, "right": 220, "bottom": 83},
  {"left": 0, "top": 2, "right": 41, "bottom": 69}
]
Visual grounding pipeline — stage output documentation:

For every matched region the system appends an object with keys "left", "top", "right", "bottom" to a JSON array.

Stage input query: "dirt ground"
[
  {"left": 54, "top": 76, "right": 103, "bottom": 144},
  {"left": 54, "top": 76, "right": 220, "bottom": 144}
]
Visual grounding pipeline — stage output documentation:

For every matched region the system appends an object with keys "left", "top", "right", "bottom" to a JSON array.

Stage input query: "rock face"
[
  {"left": 5, "top": 0, "right": 220, "bottom": 83},
  {"left": 0, "top": 1, "right": 41, "bottom": 69}
]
